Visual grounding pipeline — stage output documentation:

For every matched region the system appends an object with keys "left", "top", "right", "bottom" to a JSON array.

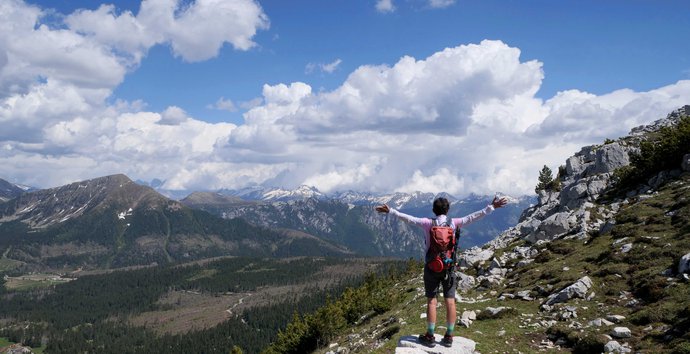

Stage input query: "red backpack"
[{"left": 427, "top": 218, "right": 458, "bottom": 273}]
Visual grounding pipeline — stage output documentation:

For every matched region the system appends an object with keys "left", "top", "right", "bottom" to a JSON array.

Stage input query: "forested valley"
[{"left": 0, "top": 256, "right": 413, "bottom": 353}]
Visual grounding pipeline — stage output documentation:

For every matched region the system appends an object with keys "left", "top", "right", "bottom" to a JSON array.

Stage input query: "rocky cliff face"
[{"left": 459, "top": 105, "right": 690, "bottom": 286}]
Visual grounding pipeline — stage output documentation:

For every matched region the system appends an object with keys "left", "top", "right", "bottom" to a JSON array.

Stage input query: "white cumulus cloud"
[
  {"left": 428, "top": 0, "right": 455, "bottom": 8},
  {"left": 66, "top": 0, "right": 269, "bottom": 62},
  {"left": 208, "top": 97, "right": 238, "bottom": 112},
  {"left": 1, "top": 2, "right": 689, "bottom": 199},
  {"left": 376, "top": 0, "right": 395, "bottom": 13},
  {"left": 306, "top": 58, "right": 343, "bottom": 74}
]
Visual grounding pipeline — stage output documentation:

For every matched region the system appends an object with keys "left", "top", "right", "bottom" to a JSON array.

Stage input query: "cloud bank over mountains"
[{"left": 1, "top": 0, "right": 690, "bottom": 197}]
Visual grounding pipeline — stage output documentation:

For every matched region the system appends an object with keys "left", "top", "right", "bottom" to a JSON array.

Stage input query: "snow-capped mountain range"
[{"left": 136, "top": 178, "right": 529, "bottom": 212}]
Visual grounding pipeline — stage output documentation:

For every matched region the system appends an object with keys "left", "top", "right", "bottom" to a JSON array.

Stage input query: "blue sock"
[
  {"left": 427, "top": 322, "right": 435, "bottom": 335},
  {"left": 446, "top": 323, "right": 455, "bottom": 335}
]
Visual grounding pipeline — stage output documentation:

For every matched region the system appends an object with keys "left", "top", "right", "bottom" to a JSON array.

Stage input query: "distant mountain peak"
[
  {"left": 0, "top": 173, "right": 167, "bottom": 229},
  {"left": 0, "top": 178, "right": 26, "bottom": 202}
]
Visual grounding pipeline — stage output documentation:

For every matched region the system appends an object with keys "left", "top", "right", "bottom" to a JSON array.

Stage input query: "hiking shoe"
[
  {"left": 418, "top": 332, "right": 436, "bottom": 347},
  {"left": 441, "top": 334, "right": 453, "bottom": 347}
]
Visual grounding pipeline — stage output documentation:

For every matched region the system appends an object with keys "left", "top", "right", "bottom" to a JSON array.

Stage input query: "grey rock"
[
  {"left": 488, "top": 267, "right": 507, "bottom": 277},
  {"left": 516, "top": 218, "right": 541, "bottom": 237},
  {"left": 536, "top": 212, "right": 571, "bottom": 240},
  {"left": 600, "top": 219, "right": 616, "bottom": 235},
  {"left": 537, "top": 190, "right": 560, "bottom": 207},
  {"left": 459, "top": 248, "right": 494, "bottom": 267},
  {"left": 620, "top": 243, "right": 633, "bottom": 253},
  {"left": 589, "top": 318, "right": 614, "bottom": 327},
  {"left": 456, "top": 272, "right": 476, "bottom": 292},
  {"left": 477, "top": 275, "right": 503, "bottom": 289},
  {"left": 564, "top": 180, "right": 589, "bottom": 201},
  {"left": 586, "top": 174, "right": 611, "bottom": 198},
  {"left": 461, "top": 310, "right": 477, "bottom": 321},
  {"left": 545, "top": 276, "right": 593, "bottom": 306},
  {"left": 604, "top": 340, "right": 631, "bottom": 353},
  {"left": 592, "top": 143, "right": 631, "bottom": 174},
  {"left": 481, "top": 306, "right": 512, "bottom": 319},
  {"left": 606, "top": 315, "right": 626, "bottom": 323},
  {"left": 516, "top": 259, "right": 534, "bottom": 268},
  {"left": 566, "top": 155, "right": 588, "bottom": 177},
  {"left": 679, "top": 253, "right": 690, "bottom": 274},
  {"left": 516, "top": 290, "right": 531, "bottom": 299},
  {"left": 683, "top": 154, "right": 690, "bottom": 172},
  {"left": 610, "top": 327, "right": 632, "bottom": 338},
  {"left": 396, "top": 334, "right": 476, "bottom": 354},
  {"left": 513, "top": 246, "right": 537, "bottom": 259}
]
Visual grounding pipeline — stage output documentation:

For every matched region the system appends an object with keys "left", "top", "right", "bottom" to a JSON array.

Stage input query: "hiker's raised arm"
[
  {"left": 453, "top": 196, "right": 509, "bottom": 227},
  {"left": 375, "top": 204, "right": 390, "bottom": 213},
  {"left": 492, "top": 196, "right": 508, "bottom": 209},
  {"left": 378, "top": 205, "right": 429, "bottom": 227}
]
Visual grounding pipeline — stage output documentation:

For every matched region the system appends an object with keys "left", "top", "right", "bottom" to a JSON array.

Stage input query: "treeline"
[
  {"left": 35, "top": 284, "right": 359, "bottom": 353},
  {"left": 0, "top": 257, "right": 362, "bottom": 327}
]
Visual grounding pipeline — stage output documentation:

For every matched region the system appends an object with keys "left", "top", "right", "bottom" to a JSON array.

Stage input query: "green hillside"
[{"left": 0, "top": 175, "right": 350, "bottom": 271}]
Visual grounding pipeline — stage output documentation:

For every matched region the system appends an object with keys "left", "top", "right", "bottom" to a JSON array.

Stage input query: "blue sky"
[
  {"left": 2, "top": 0, "right": 690, "bottom": 196},
  {"left": 41, "top": 0, "right": 690, "bottom": 124}
]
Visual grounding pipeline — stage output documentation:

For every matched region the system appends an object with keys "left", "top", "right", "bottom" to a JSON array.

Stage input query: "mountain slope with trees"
[{"left": 0, "top": 174, "right": 350, "bottom": 271}]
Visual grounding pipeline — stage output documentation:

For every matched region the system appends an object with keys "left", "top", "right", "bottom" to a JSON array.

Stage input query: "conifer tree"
[{"left": 535, "top": 165, "right": 554, "bottom": 193}]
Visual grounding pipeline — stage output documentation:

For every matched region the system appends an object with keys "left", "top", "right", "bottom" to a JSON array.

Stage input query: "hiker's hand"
[
  {"left": 492, "top": 196, "right": 508, "bottom": 209},
  {"left": 375, "top": 204, "right": 390, "bottom": 213}
]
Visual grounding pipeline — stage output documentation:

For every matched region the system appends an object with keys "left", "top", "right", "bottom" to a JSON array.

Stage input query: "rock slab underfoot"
[{"left": 395, "top": 334, "right": 477, "bottom": 354}]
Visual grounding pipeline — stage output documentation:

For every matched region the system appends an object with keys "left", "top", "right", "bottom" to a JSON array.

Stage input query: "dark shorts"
[{"left": 424, "top": 266, "right": 456, "bottom": 299}]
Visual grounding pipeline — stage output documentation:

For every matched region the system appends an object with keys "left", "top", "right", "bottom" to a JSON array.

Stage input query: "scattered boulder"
[
  {"left": 604, "top": 340, "right": 631, "bottom": 353},
  {"left": 620, "top": 243, "right": 633, "bottom": 253},
  {"left": 558, "top": 306, "right": 578, "bottom": 320},
  {"left": 462, "top": 310, "right": 477, "bottom": 321},
  {"left": 541, "top": 212, "right": 571, "bottom": 236},
  {"left": 606, "top": 315, "right": 626, "bottom": 324},
  {"left": 516, "top": 290, "right": 533, "bottom": 301},
  {"left": 477, "top": 306, "right": 516, "bottom": 320},
  {"left": 544, "top": 276, "right": 593, "bottom": 306},
  {"left": 682, "top": 153, "right": 690, "bottom": 172},
  {"left": 477, "top": 274, "right": 504, "bottom": 289},
  {"left": 459, "top": 248, "right": 494, "bottom": 268},
  {"left": 3, "top": 345, "right": 33, "bottom": 354},
  {"left": 610, "top": 327, "right": 632, "bottom": 339},
  {"left": 679, "top": 253, "right": 690, "bottom": 274},
  {"left": 588, "top": 318, "right": 614, "bottom": 327},
  {"left": 459, "top": 310, "right": 477, "bottom": 328},
  {"left": 456, "top": 272, "right": 476, "bottom": 292}
]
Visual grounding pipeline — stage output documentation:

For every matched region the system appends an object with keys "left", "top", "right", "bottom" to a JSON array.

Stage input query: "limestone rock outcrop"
[{"left": 453, "top": 105, "right": 690, "bottom": 295}]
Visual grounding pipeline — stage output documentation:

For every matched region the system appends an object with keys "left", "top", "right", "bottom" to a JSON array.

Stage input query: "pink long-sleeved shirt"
[{"left": 389, "top": 204, "right": 495, "bottom": 253}]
